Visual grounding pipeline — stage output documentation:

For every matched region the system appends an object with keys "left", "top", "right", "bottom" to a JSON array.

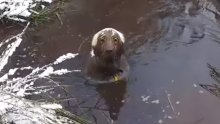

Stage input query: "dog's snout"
[{"left": 103, "top": 41, "right": 114, "bottom": 54}]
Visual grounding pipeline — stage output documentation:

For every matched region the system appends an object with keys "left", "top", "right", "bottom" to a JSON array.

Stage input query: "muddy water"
[{"left": 3, "top": 0, "right": 220, "bottom": 123}]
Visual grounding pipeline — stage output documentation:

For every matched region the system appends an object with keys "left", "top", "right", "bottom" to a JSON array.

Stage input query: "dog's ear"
[
  {"left": 116, "top": 30, "right": 125, "bottom": 44},
  {"left": 92, "top": 45, "right": 102, "bottom": 57},
  {"left": 117, "top": 32, "right": 125, "bottom": 57},
  {"left": 116, "top": 29, "right": 125, "bottom": 56},
  {"left": 91, "top": 30, "right": 102, "bottom": 57}
]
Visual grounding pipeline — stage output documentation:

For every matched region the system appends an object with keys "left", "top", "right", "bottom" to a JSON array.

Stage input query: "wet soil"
[{"left": 2, "top": 0, "right": 220, "bottom": 124}]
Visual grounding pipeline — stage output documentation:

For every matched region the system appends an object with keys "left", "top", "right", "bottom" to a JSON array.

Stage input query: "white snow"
[
  {"left": 176, "top": 101, "right": 180, "bottom": 105},
  {"left": 0, "top": 22, "right": 29, "bottom": 72},
  {"left": 0, "top": 0, "right": 53, "bottom": 22},
  {"left": 0, "top": 51, "right": 80, "bottom": 123},
  {"left": 31, "top": 67, "right": 40, "bottom": 74},
  {"left": 0, "top": 24, "right": 80, "bottom": 123},
  {"left": 41, "top": 103, "right": 62, "bottom": 109},
  {"left": 0, "top": 74, "right": 8, "bottom": 83},
  {"left": 39, "top": 66, "right": 54, "bottom": 77},
  {"left": 8, "top": 68, "right": 18, "bottom": 75},
  {"left": 0, "top": 92, "right": 74, "bottom": 124},
  {"left": 158, "top": 119, "right": 163, "bottom": 124},
  {"left": 53, "top": 53, "right": 79, "bottom": 65},
  {"left": 141, "top": 95, "right": 150, "bottom": 103},
  {"left": 151, "top": 100, "right": 160, "bottom": 104},
  {"left": 199, "top": 90, "right": 204, "bottom": 94},
  {"left": 52, "top": 69, "right": 71, "bottom": 75},
  {"left": 20, "top": 66, "right": 33, "bottom": 70},
  {"left": 16, "top": 88, "right": 26, "bottom": 97},
  {"left": 193, "top": 83, "right": 198, "bottom": 88},
  {"left": 0, "top": 37, "right": 22, "bottom": 71},
  {"left": 73, "top": 69, "right": 81, "bottom": 72},
  {"left": 167, "top": 116, "right": 173, "bottom": 119},
  {"left": 0, "top": 1, "right": 86, "bottom": 122}
]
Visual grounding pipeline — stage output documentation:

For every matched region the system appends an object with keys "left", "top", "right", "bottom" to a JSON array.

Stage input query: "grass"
[
  {"left": 0, "top": 1, "right": 93, "bottom": 123},
  {"left": 30, "top": 0, "right": 67, "bottom": 26},
  {"left": 200, "top": 64, "right": 220, "bottom": 98}
]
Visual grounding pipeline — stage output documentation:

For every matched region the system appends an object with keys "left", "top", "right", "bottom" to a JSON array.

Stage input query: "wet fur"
[{"left": 86, "top": 28, "right": 129, "bottom": 82}]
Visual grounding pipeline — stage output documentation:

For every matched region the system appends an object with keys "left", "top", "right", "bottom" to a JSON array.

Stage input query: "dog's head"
[{"left": 91, "top": 28, "right": 125, "bottom": 63}]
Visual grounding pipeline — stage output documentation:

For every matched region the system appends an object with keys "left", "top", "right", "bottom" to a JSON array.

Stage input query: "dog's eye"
[
  {"left": 113, "top": 37, "right": 118, "bottom": 44},
  {"left": 99, "top": 38, "right": 105, "bottom": 44}
]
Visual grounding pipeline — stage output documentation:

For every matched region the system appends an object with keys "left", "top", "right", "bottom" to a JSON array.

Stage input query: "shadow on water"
[
  {"left": 3, "top": 0, "right": 220, "bottom": 123},
  {"left": 96, "top": 81, "right": 127, "bottom": 121}
]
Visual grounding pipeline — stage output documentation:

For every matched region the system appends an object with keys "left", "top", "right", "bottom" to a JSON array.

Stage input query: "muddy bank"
[{"left": 2, "top": 0, "right": 220, "bottom": 123}]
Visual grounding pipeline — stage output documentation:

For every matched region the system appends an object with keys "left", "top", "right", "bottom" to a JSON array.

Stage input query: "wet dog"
[{"left": 86, "top": 28, "right": 129, "bottom": 83}]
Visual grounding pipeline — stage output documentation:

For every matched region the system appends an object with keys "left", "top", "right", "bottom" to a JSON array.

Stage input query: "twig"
[
  {"left": 165, "top": 90, "right": 176, "bottom": 114},
  {"left": 55, "top": 12, "right": 63, "bottom": 25}
]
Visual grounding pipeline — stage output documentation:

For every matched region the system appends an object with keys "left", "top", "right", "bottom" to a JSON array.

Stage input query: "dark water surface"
[{"left": 2, "top": 0, "right": 220, "bottom": 123}]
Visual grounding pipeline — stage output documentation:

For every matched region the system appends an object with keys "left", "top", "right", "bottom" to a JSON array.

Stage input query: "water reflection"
[{"left": 96, "top": 81, "right": 127, "bottom": 121}]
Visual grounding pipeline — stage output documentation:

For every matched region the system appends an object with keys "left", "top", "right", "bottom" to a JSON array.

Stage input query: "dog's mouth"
[
  {"left": 103, "top": 54, "right": 114, "bottom": 61},
  {"left": 101, "top": 52, "right": 116, "bottom": 63}
]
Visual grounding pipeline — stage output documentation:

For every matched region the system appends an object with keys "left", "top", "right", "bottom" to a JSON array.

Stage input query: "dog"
[{"left": 85, "top": 28, "right": 129, "bottom": 83}]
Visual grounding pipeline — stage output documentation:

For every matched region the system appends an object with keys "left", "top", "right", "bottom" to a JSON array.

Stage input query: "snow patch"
[
  {"left": 41, "top": 103, "right": 62, "bottom": 109},
  {"left": 193, "top": 83, "right": 198, "bottom": 88},
  {"left": 0, "top": 0, "right": 53, "bottom": 22},
  {"left": 39, "top": 66, "right": 54, "bottom": 78},
  {"left": 53, "top": 53, "right": 79, "bottom": 65},
  {"left": 158, "top": 119, "right": 163, "bottom": 124},
  {"left": 176, "top": 101, "right": 180, "bottom": 105},
  {"left": 167, "top": 116, "right": 173, "bottom": 119},
  {"left": 8, "top": 68, "right": 18, "bottom": 75},
  {"left": 151, "top": 100, "right": 160, "bottom": 104},
  {"left": 141, "top": 95, "right": 150, "bottom": 103},
  {"left": 199, "top": 90, "right": 204, "bottom": 94},
  {"left": 52, "top": 69, "right": 71, "bottom": 75},
  {"left": 0, "top": 37, "right": 22, "bottom": 71},
  {"left": 0, "top": 22, "right": 29, "bottom": 72}
]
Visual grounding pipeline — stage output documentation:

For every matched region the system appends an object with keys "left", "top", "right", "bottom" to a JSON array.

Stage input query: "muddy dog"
[{"left": 85, "top": 28, "right": 129, "bottom": 84}]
